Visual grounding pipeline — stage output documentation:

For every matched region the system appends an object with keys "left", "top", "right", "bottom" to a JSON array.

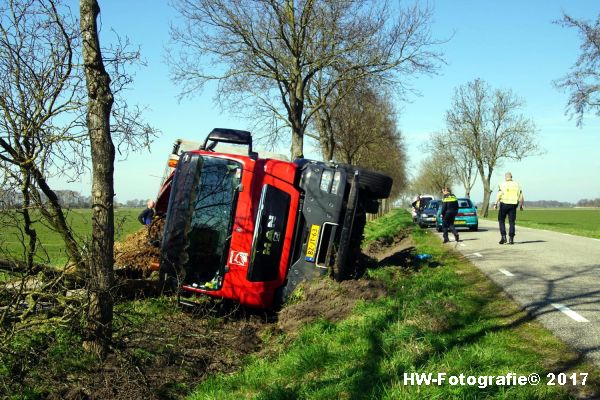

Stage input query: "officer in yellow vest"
[
  {"left": 441, "top": 187, "right": 459, "bottom": 243},
  {"left": 493, "top": 172, "right": 524, "bottom": 244}
]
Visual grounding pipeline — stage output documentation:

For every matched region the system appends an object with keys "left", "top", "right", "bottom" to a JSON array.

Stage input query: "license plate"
[
  {"left": 455, "top": 220, "right": 466, "bottom": 225},
  {"left": 305, "top": 224, "right": 320, "bottom": 262}
]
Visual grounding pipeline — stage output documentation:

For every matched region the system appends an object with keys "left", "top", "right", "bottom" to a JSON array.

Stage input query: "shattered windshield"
[{"left": 184, "top": 156, "right": 241, "bottom": 281}]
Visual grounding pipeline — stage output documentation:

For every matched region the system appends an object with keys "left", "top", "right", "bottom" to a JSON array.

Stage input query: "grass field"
[
  {"left": 0, "top": 208, "right": 143, "bottom": 266},
  {"left": 484, "top": 208, "right": 600, "bottom": 239}
]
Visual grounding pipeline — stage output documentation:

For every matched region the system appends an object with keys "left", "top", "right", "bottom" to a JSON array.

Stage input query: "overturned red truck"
[{"left": 152, "top": 128, "right": 392, "bottom": 308}]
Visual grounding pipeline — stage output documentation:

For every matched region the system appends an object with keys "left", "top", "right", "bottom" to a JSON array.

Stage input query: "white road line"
[
  {"left": 472, "top": 252, "right": 483, "bottom": 258},
  {"left": 551, "top": 303, "right": 589, "bottom": 322},
  {"left": 499, "top": 269, "right": 514, "bottom": 276}
]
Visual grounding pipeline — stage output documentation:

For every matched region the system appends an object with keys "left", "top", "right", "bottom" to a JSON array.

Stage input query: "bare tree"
[
  {"left": 411, "top": 155, "right": 455, "bottom": 196},
  {"left": 169, "top": 0, "right": 443, "bottom": 159},
  {"left": 330, "top": 84, "right": 407, "bottom": 197},
  {"left": 429, "top": 131, "right": 477, "bottom": 198},
  {"left": 445, "top": 79, "right": 539, "bottom": 217},
  {"left": 0, "top": 0, "right": 154, "bottom": 274},
  {"left": 0, "top": 0, "right": 88, "bottom": 269},
  {"left": 80, "top": 0, "right": 115, "bottom": 359},
  {"left": 554, "top": 13, "right": 600, "bottom": 126}
]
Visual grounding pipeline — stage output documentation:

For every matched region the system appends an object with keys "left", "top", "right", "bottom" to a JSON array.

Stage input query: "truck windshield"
[{"left": 184, "top": 156, "right": 241, "bottom": 282}]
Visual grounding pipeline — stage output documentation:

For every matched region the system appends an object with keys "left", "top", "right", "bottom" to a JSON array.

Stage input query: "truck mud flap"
[{"left": 159, "top": 152, "right": 203, "bottom": 287}]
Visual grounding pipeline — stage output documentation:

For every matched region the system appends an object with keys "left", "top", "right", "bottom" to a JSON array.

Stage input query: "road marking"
[
  {"left": 458, "top": 242, "right": 466, "bottom": 247},
  {"left": 498, "top": 269, "right": 514, "bottom": 276},
  {"left": 472, "top": 252, "right": 483, "bottom": 258},
  {"left": 551, "top": 303, "right": 589, "bottom": 322}
]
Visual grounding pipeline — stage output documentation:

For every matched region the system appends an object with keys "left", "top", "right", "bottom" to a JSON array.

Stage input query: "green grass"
[
  {"left": 187, "top": 209, "right": 600, "bottom": 399},
  {"left": 0, "top": 208, "right": 143, "bottom": 266},
  {"left": 364, "top": 210, "right": 412, "bottom": 245},
  {"left": 484, "top": 208, "right": 600, "bottom": 239}
]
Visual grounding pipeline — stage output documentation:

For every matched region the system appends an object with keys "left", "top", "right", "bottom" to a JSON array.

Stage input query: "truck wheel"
[{"left": 341, "top": 165, "right": 393, "bottom": 199}]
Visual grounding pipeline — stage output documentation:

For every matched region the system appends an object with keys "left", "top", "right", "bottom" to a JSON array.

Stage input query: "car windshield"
[
  {"left": 425, "top": 201, "right": 440, "bottom": 210},
  {"left": 184, "top": 156, "right": 241, "bottom": 279}
]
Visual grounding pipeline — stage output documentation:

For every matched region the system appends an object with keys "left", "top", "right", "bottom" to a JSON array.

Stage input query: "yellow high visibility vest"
[{"left": 498, "top": 180, "right": 521, "bottom": 204}]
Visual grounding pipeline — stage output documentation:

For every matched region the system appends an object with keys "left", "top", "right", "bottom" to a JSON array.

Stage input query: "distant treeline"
[
  {"left": 517, "top": 199, "right": 600, "bottom": 208},
  {"left": 574, "top": 198, "right": 600, "bottom": 207},
  {"left": 0, "top": 189, "right": 149, "bottom": 209}
]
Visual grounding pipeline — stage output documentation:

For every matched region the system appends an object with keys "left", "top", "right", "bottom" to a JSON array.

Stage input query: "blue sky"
[{"left": 56, "top": 0, "right": 600, "bottom": 204}]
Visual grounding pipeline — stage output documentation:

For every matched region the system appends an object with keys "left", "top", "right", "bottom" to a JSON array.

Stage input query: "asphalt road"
[{"left": 433, "top": 218, "right": 600, "bottom": 368}]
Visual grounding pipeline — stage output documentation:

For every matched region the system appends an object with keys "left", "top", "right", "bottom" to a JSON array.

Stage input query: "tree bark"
[
  {"left": 30, "top": 168, "right": 85, "bottom": 269},
  {"left": 80, "top": 0, "right": 115, "bottom": 359}
]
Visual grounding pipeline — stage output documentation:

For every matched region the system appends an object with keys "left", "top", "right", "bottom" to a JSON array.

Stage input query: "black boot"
[
  {"left": 508, "top": 236, "right": 514, "bottom": 245},
  {"left": 443, "top": 236, "right": 449, "bottom": 243},
  {"left": 455, "top": 234, "right": 460, "bottom": 242},
  {"left": 499, "top": 235, "right": 507, "bottom": 245}
]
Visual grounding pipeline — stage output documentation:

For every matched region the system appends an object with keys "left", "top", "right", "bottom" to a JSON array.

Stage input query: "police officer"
[
  {"left": 440, "top": 187, "right": 459, "bottom": 243},
  {"left": 493, "top": 172, "right": 524, "bottom": 245}
]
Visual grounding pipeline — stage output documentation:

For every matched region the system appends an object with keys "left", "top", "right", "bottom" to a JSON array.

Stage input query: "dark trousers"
[
  {"left": 442, "top": 211, "right": 458, "bottom": 239},
  {"left": 498, "top": 203, "right": 518, "bottom": 237}
]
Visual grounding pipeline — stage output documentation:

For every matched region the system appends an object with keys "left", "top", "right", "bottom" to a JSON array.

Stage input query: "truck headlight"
[
  {"left": 320, "top": 170, "right": 333, "bottom": 192},
  {"left": 330, "top": 171, "right": 342, "bottom": 195}
]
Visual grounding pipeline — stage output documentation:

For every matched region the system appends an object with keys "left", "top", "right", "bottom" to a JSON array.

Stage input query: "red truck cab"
[{"left": 154, "top": 129, "right": 392, "bottom": 309}]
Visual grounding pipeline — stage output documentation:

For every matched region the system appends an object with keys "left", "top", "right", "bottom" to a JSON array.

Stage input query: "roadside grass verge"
[
  {"left": 484, "top": 208, "right": 600, "bottom": 239},
  {"left": 0, "top": 208, "right": 143, "bottom": 265},
  {"left": 189, "top": 209, "right": 600, "bottom": 399},
  {"left": 363, "top": 209, "right": 411, "bottom": 245}
]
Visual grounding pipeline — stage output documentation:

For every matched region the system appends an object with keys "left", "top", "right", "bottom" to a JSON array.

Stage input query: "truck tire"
[{"left": 340, "top": 165, "right": 393, "bottom": 199}]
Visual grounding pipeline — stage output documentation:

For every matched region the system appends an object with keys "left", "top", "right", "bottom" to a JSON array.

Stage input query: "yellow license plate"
[
  {"left": 305, "top": 224, "right": 321, "bottom": 262},
  {"left": 455, "top": 220, "right": 466, "bottom": 225}
]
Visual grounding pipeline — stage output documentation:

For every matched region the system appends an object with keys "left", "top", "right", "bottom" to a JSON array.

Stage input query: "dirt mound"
[
  {"left": 114, "top": 223, "right": 161, "bottom": 277},
  {"left": 277, "top": 278, "right": 389, "bottom": 333}
]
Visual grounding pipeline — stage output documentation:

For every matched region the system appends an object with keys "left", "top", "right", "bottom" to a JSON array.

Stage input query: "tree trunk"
[
  {"left": 289, "top": 80, "right": 305, "bottom": 159},
  {"left": 80, "top": 0, "right": 115, "bottom": 359},
  {"left": 480, "top": 175, "right": 493, "bottom": 217},
  {"left": 291, "top": 127, "right": 304, "bottom": 160},
  {"left": 30, "top": 168, "right": 85, "bottom": 269},
  {"left": 316, "top": 112, "right": 335, "bottom": 162}
]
